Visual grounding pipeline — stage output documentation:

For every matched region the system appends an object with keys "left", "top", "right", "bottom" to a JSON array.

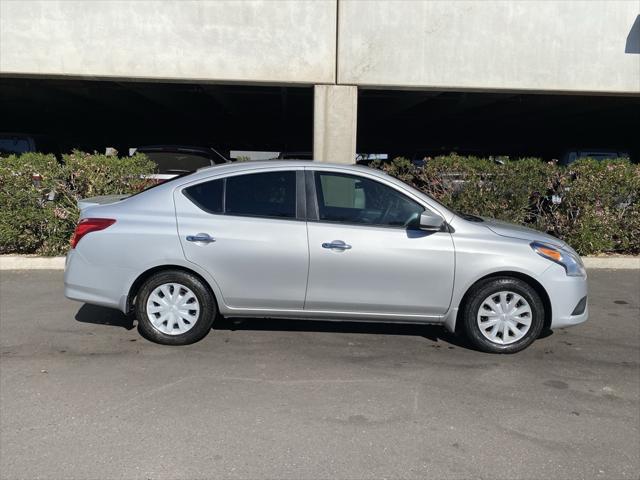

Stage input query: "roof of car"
[{"left": 195, "top": 160, "right": 373, "bottom": 175}]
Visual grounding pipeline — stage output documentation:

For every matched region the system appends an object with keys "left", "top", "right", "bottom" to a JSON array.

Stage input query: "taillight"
[{"left": 70, "top": 218, "right": 116, "bottom": 248}]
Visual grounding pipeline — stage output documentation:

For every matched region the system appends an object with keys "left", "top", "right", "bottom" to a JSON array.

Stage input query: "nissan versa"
[{"left": 64, "top": 161, "right": 588, "bottom": 353}]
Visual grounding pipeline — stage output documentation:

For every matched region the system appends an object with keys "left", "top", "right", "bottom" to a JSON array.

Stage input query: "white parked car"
[{"left": 65, "top": 161, "right": 588, "bottom": 353}]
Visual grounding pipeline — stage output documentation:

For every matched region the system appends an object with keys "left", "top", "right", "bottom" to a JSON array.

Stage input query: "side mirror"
[{"left": 419, "top": 211, "right": 445, "bottom": 231}]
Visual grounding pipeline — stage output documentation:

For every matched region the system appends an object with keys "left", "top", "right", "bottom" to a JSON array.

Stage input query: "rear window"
[
  {"left": 128, "top": 171, "right": 191, "bottom": 198},
  {"left": 145, "top": 152, "right": 213, "bottom": 174}
]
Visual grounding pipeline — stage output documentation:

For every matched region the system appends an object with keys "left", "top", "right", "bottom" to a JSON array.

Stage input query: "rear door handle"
[
  {"left": 322, "top": 240, "right": 352, "bottom": 250},
  {"left": 186, "top": 233, "right": 215, "bottom": 243}
]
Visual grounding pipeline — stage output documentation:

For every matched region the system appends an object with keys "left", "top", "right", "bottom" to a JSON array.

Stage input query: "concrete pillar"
[{"left": 313, "top": 84, "right": 358, "bottom": 164}]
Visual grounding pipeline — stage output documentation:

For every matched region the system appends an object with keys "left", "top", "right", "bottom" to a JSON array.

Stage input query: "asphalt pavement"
[{"left": 1, "top": 269, "right": 638, "bottom": 479}]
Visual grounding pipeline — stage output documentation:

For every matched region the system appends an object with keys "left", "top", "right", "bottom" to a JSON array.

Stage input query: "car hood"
[
  {"left": 77, "top": 194, "right": 130, "bottom": 211},
  {"left": 481, "top": 217, "right": 566, "bottom": 248}
]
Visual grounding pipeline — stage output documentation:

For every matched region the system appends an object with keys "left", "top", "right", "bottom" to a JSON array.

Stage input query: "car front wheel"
[
  {"left": 135, "top": 270, "right": 217, "bottom": 345},
  {"left": 462, "top": 277, "right": 545, "bottom": 353}
]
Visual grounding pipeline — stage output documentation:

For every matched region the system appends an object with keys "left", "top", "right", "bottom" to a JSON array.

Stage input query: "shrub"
[
  {"left": 372, "top": 155, "right": 640, "bottom": 255},
  {"left": 547, "top": 159, "right": 640, "bottom": 254},
  {"left": 0, "top": 151, "right": 155, "bottom": 256},
  {"left": 1, "top": 152, "right": 638, "bottom": 256}
]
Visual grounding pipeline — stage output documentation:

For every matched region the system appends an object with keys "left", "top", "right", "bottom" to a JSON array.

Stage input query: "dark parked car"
[
  {"left": 132, "top": 145, "right": 229, "bottom": 181},
  {"left": 0, "top": 132, "right": 60, "bottom": 158},
  {"left": 559, "top": 149, "right": 631, "bottom": 166}
]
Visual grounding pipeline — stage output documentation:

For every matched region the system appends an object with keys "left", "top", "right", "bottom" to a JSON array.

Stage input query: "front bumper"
[{"left": 539, "top": 264, "right": 589, "bottom": 329}]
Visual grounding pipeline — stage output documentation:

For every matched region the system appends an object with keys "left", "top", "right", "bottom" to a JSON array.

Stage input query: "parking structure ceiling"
[
  {"left": 0, "top": 77, "right": 313, "bottom": 156},
  {"left": 1, "top": 76, "right": 638, "bottom": 161},
  {"left": 358, "top": 89, "right": 640, "bottom": 161}
]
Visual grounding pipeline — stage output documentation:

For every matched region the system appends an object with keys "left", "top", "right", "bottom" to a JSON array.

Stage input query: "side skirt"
[{"left": 221, "top": 307, "right": 446, "bottom": 325}]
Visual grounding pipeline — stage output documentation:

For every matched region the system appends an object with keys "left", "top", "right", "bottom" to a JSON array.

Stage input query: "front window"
[{"left": 314, "top": 172, "right": 424, "bottom": 227}]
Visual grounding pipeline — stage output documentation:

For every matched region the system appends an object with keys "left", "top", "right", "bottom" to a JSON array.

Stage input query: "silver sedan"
[{"left": 64, "top": 161, "right": 588, "bottom": 353}]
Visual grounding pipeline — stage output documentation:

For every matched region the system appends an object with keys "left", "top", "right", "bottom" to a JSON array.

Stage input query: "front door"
[
  {"left": 304, "top": 170, "right": 455, "bottom": 317},
  {"left": 174, "top": 168, "right": 308, "bottom": 311}
]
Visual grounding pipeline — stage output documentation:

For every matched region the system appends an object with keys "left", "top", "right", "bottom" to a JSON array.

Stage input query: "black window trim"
[
  {"left": 182, "top": 169, "right": 306, "bottom": 222},
  {"left": 305, "top": 170, "right": 426, "bottom": 230},
  {"left": 305, "top": 170, "right": 319, "bottom": 221},
  {"left": 181, "top": 177, "right": 224, "bottom": 215},
  {"left": 295, "top": 170, "right": 307, "bottom": 220}
]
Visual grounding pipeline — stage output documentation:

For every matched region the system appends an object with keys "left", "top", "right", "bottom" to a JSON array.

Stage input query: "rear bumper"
[
  {"left": 540, "top": 264, "right": 589, "bottom": 329},
  {"left": 64, "top": 249, "right": 130, "bottom": 312}
]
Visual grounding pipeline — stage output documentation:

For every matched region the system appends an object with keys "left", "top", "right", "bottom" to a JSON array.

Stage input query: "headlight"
[{"left": 530, "top": 241, "right": 586, "bottom": 277}]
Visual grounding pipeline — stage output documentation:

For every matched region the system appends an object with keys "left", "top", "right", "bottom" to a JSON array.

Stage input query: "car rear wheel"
[
  {"left": 135, "top": 270, "right": 216, "bottom": 345},
  {"left": 462, "top": 277, "right": 544, "bottom": 353}
]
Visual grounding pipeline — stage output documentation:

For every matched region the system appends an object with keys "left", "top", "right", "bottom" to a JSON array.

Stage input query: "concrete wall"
[
  {"left": 338, "top": 0, "right": 640, "bottom": 94},
  {"left": 0, "top": 0, "right": 337, "bottom": 84},
  {"left": 2, "top": 1, "right": 638, "bottom": 94},
  {"left": 2, "top": 0, "right": 638, "bottom": 164}
]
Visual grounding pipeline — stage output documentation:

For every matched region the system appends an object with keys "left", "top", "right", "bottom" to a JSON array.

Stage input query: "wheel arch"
[
  {"left": 126, "top": 264, "right": 219, "bottom": 315},
  {"left": 453, "top": 271, "right": 552, "bottom": 335}
]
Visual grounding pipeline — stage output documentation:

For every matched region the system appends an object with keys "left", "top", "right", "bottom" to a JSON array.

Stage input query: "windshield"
[{"left": 579, "top": 152, "right": 621, "bottom": 161}]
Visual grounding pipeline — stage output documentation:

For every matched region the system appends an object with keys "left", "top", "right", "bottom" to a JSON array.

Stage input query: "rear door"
[{"left": 174, "top": 168, "right": 309, "bottom": 311}]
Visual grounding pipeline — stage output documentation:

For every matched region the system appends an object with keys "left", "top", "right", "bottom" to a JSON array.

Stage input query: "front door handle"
[
  {"left": 322, "top": 240, "right": 352, "bottom": 250},
  {"left": 186, "top": 233, "right": 215, "bottom": 243}
]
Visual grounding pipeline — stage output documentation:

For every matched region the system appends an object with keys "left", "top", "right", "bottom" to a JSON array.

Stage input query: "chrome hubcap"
[
  {"left": 477, "top": 291, "right": 532, "bottom": 345},
  {"left": 146, "top": 283, "right": 200, "bottom": 335}
]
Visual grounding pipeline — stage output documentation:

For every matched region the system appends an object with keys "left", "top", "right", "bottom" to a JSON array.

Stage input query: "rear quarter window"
[{"left": 183, "top": 179, "right": 223, "bottom": 214}]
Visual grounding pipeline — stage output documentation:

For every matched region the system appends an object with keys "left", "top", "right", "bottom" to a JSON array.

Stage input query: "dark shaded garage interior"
[
  {"left": 0, "top": 77, "right": 313, "bottom": 156},
  {"left": 1, "top": 76, "right": 639, "bottom": 162},
  {"left": 358, "top": 89, "right": 640, "bottom": 162}
]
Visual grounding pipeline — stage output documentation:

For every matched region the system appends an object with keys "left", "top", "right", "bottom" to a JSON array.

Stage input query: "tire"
[
  {"left": 135, "top": 270, "right": 217, "bottom": 345},
  {"left": 461, "top": 277, "right": 545, "bottom": 354}
]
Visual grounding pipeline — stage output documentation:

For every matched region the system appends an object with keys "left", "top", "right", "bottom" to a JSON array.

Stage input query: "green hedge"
[
  {"left": 371, "top": 155, "right": 640, "bottom": 255},
  {"left": 1, "top": 152, "right": 638, "bottom": 256},
  {"left": 0, "top": 152, "right": 155, "bottom": 255}
]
